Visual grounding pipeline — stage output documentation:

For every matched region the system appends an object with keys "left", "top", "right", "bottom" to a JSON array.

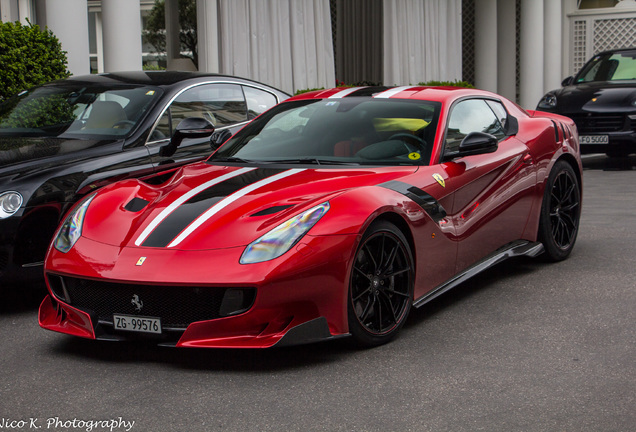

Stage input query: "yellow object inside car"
[{"left": 373, "top": 118, "right": 429, "bottom": 132}]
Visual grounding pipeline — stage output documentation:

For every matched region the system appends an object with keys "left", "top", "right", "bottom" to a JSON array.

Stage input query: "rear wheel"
[
  {"left": 538, "top": 160, "right": 581, "bottom": 261},
  {"left": 348, "top": 220, "right": 414, "bottom": 347}
]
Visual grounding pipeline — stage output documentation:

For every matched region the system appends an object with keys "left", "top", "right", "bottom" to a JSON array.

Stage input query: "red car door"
[{"left": 437, "top": 98, "right": 536, "bottom": 272}]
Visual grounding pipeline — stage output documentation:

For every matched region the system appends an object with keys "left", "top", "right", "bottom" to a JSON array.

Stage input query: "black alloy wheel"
[
  {"left": 348, "top": 220, "right": 414, "bottom": 347},
  {"left": 538, "top": 160, "right": 581, "bottom": 261}
]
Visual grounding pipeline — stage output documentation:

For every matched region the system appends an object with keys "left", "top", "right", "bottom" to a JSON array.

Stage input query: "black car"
[
  {"left": 537, "top": 47, "right": 636, "bottom": 157},
  {"left": 0, "top": 71, "right": 288, "bottom": 285}
]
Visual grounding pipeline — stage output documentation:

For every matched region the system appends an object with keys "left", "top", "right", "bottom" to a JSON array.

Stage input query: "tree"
[
  {"left": 143, "top": 0, "right": 198, "bottom": 69},
  {"left": 0, "top": 20, "right": 70, "bottom": 101}
]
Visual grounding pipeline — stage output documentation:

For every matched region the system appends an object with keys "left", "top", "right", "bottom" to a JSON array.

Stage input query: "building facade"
[{"left": 1, "top": 0, "right": 636, "bottom": 107}]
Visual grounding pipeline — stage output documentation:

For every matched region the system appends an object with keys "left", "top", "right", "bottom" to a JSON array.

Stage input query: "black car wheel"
[
  {"left": 348, "top": 220, "right": 413, "bottom": 347},
  {"left": 538, "top": 160, "right": 581, "bottom": 261}
]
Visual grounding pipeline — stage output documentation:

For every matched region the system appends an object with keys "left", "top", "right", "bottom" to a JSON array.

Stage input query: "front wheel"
[
  {"left": 348, "top": 220, "right": 414, "bottom": 347},
  {"left": 538, "top": 160, "right": 581, "bottom": 261}
]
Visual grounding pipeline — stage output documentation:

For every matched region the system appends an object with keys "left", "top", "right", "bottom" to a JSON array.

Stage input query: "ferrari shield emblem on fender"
[
  {"left": 433, "top": 173, "right": 445, "bottom": 188},
  {"left": 136, "top": 257, "right": 147, "bottom": 266}
]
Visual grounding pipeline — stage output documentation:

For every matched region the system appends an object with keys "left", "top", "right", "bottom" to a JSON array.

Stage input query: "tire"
[
  {"left": 347, "top": 220, "right": 414, "bottom": 347},
  {"left": 538, "top": 160, "right": 581, "bottom": 261}
]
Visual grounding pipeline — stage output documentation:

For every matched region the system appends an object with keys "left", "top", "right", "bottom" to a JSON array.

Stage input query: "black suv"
[{"left": 537, "top": 48, "right": 636, "bottom": 157}]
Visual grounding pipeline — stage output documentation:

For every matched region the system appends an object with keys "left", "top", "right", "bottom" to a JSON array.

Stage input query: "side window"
[
  {"left": 444, "top": 99, "right": 506, "bottom": 153},
  {"left": 148, "top": 83, "right": 248, "bottom": 143},
  {"left": 243, "top": 86, "right": 278, "bottom": 119},
  {"left": 172, "top": 83, "right": 247, "bottom": 128},
  {"left": 485, "top": 100, "right": 508, "bottom": 130}
]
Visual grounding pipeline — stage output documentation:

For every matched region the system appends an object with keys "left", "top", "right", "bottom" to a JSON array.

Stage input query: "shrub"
[
  {"left": 0, "top": 20, "right": 70, "bottom": 101},
  {"left": 417, "top": 80, "right": 474, "bottom": 88},
  {"left": 294, "top": 79, "right": 474, "bottom": 95},
  {"left": 294, "top": 87, "right": 327, "bottom": 96}
]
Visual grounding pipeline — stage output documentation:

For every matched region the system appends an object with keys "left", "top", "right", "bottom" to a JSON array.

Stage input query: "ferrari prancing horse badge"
[{"left": 433, "top": 173, "right": 445, "bottom": 188}]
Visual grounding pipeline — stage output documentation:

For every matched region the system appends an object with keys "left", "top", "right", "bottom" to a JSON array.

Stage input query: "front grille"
[
  {"left": 568, "top": 113, "right": 626, "bottom": 133},
  {"left": 58, "top": 276, "right": 255, "bottom": 329}
]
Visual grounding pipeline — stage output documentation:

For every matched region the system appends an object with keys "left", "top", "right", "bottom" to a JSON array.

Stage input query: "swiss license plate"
[
  {"left": 113, "top": 314, "right": 161, "bottom": 334},
  {"left": 580, "top": 135, "right": 609, "bottom": 144}
]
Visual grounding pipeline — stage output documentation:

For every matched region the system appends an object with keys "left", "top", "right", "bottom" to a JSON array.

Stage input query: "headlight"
[
  {"left": 240, "top": 202, "right": 330, "bottom": 264},
  {"left": 53, "top": 193, "right": 96, "bottom": 253},
  {"left": 0, "top": 191, "right": 23, "bottom": 218},
  {"left": 538, "top": 93, "right": 557, "bottom": 109}
]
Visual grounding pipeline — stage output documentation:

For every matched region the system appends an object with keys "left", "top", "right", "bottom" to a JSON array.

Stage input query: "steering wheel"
[
  {"left": 112, "top": 120, "right": 135, "bottom": 129},
  {"left": 388, "top": 133, "right": 427, "bottom": 154}
]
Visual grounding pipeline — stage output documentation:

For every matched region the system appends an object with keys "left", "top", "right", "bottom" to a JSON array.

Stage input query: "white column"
[
  {"left": 165, "top": 0, "right": 180, "bottom": 66},
  {"left": 43, "top": 0, "right": 90, "bottom": 76},
  {"left": 543, "top": 0, "right": 562, "bottom": 92},
  {"left": 474, "top": 0, "right": 498, "bottom": 92},
  {"left": 18, "top": 0, "right": 31, "bottom": 24},
  {"left": 95, "top": 12, "right": 103, "bottom": 73},
  {"left": 102, "top": 0, "right": 142, "bottom": 72},
  {"left": 197, "top": 0, "right": 219, "bottom": 72},
  {"left": 1, "top": 0, "right": 15, "bottom": 22},
  {"left": 561, "top": 0, "right": 578, "bottom": 78},
  {"left": 519, "top": 0, "right": 544, "bottom": 109},
  {"left": 497, "top": 0, "right": 516, "bottom": 100}
]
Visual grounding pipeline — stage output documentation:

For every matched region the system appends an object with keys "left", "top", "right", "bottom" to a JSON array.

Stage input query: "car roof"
[
  {"left": 44, "top": 71, "right": 288, "bottom": 94},
  {"left": 593, "top": 47, "right": 636, "bottom": 56},
  {"left": 288, "top": 86, "right": 497, "bottom": 104}
]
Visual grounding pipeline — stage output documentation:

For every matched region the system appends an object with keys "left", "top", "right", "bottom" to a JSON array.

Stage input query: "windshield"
[
  {"left": 575, "top": 50, "right": 636, "bottom": 83},
  {"left": 209, "top": 98, "right": 441, "bottom": 166},
  {"left": 0, "top": 83, "right": 163, "bottom": 138}
]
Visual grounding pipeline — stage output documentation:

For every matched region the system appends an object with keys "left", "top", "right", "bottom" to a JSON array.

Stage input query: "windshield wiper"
[
  {"left": 210, "top": 156, "right": 254, "bottom": 164},
  {"left": 267, "top": 158, "right": 360, "bottom": 166}
]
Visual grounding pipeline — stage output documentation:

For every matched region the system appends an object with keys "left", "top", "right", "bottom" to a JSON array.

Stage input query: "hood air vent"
[{"left": 250, "top": 205, "right": 294, "bottom": 217}]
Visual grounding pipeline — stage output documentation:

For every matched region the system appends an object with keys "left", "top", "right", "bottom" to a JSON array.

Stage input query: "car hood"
[
  {"left": 553, "top": 81, "right": 636, "bottom": 113},
  {"left": 80, "top": 162, "right": 418, "bottom": 251},
  {"left": 0, "top": 136, "right": 120, "bottom": 179}
]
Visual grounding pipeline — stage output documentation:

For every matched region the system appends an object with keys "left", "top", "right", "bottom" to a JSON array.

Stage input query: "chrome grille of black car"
[
  {"left": 568, "top": 113, "right": 626, "bottom": 133},
  {"left": 56, "top": 276, "right": 255, "bottom": 329}
]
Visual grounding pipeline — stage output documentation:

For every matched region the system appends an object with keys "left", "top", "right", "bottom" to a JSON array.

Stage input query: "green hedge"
[
  {"left": 417, "top": 80, "right": 474, "bottom": 88},
  {"left": 295, "top": 79, "right": 474, "bottom": 95},
  {"left": 0, "top": 20, "right": 70, "bottom": 101}
]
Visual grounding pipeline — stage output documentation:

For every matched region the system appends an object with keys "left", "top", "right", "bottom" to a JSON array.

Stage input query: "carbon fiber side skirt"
[{"left": 413, "top": 240, "right": 544, "bottom": 309}]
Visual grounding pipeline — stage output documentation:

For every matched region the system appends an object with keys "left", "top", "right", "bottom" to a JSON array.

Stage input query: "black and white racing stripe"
[
  {"left": 373, "top": 86, "right": 416, "bottom": 98},
  {"left": 328, "top": 85, "right": 416, "bottom": 99},
  {"left": 327, "top": 87, "right": 365, "bottom": 98},
  {"left": 135, "top": 168, "right": 304, "bottom": 248}
]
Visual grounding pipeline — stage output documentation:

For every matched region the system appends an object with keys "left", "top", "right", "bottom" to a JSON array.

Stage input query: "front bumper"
[
  {"left": 39, "top": 233, "right": 358, "bottom": 348},
  {"left": 0, "top": 214, "right": 42, "bottom": 285},
  {"left": 579, "top": 130, "right": 636, "bottom": 155},
  {"left": 0, "top": 204, "right": 62, "bottom": 285},
  {"left": 567, "top": 112, "right": 636, "bottom": 155}
]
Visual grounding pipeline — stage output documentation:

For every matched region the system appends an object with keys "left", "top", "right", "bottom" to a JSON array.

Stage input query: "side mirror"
[
  {"left": 561, "top": 76, "right": 574, "bottom": 87},
  {"left": 160, "top": 117, "right": 215, "bottom": 157},
  {"left": 210, "top": 129, "right": 233, "bottom": 151},
  {"left": 457, "top": 132, "right": 498, "bottom": 157}
]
